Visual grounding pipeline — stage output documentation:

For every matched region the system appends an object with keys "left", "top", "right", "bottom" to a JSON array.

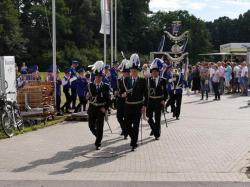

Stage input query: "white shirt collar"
[
  {"left": 95, "top": 81, "right": 102, "bottom": 86},
  {"left": 153, "top": 76, "right": 159, "bottom": 86}
]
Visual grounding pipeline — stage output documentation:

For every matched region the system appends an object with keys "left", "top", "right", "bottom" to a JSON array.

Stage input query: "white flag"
[{"left": 100, "top": 0, "right": 110, "bottom": 35}]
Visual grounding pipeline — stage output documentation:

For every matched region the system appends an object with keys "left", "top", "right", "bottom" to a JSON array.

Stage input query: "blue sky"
[{"left": 149, "top": 0, "right": 250, "bottom": 21}]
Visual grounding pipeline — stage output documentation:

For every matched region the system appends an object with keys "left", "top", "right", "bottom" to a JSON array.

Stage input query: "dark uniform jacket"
[
  {"left": 87, "top": 82, "right": 111, "bottom": 110},
  {"left": 119, "top": 77, "right": 147, "bottom": 106},
  {"left": 146, "top": 77, "right": 167, "bottom": 104}
]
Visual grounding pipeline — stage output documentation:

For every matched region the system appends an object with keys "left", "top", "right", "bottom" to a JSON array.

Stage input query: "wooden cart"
[{"left": 17, "top": 81, "right": 55, "bottom": 125}]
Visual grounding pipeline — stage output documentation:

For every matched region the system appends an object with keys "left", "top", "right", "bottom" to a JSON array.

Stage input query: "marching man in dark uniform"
[
  {"left": 146, "top": 58, "right": 167, "bottom": 140},
  {"left": 61, "top": 68, "right": 72, "bottom": 114},
  {"left": 120, "top": 54, "right": 147, "bottom": 151},
  {"left": 87, "top": 61, "right": 111, "bottom": 150},
  {"left": 115, "top": 59, "right": 130, "bottom": 139},
  {"left": 75, "top": 68, "right": 88, "bottom": 112},
  {"left": 167, "top": 66, "right": 187, "bottom": 120}
]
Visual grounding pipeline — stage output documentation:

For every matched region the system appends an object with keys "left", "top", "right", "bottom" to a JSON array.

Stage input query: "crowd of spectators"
[{"left": 188, "top": 60, "right": 249, "bottom": 100}]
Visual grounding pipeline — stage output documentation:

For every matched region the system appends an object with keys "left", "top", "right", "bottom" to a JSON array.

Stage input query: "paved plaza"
[{"left": 1, "top": 94, "right": 250, "bottom": 186}]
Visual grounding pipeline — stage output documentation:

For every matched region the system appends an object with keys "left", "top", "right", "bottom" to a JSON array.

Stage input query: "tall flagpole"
[
  {"left": 111, "top": 0, "right": 114, "bottom": 65},
  {"left": 104, "top": 0, "right": 107, "bottom": 65},
  {"left": 114, "top": 0, "right": 117, "bottom": 61},
  {"left": 52, "top": 0, "right": 56, "bottom": 106}
]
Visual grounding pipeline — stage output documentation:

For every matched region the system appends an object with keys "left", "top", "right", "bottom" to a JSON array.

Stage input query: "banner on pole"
[
  {"left": 100, "top": 0, "right": 110, "bottom": 35},
  {"left": 158, "top": 35, "right": 165, "bottom": 52}
]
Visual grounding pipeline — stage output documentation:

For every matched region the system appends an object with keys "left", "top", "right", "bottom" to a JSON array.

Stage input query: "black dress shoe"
[
  {"left": 124, "top": 136, "right": 128, "bottom": 140},
  {"left": 131, "top": 146, "right": 137, "bottom": 151},
  {"left": 155, "top": 137, "right": 160, "bottom": 140},
  {"left": 176, "top": 117, "right": 180, "bottom": 120},
  {"left": 96, "top": 146, "right": 100, "bottom": 150},
  {"left": 150, "top": 131, "right": 154, "bottom": 136}
]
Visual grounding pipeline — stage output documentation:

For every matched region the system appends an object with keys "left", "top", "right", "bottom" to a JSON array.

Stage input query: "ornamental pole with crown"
[{"left": 164, "top": 21, "right": 189, "bottom": 76}]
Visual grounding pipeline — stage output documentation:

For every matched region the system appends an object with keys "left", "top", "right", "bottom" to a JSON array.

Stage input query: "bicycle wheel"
[
  {"left": 14, "top": 106, "right": 24, "bottom": 132},
  {"left": 1, "top": 111, "right": 14, "bottom": 137}
]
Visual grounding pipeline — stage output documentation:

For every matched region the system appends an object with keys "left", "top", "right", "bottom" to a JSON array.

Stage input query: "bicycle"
[{"left": 0, "top": 85, "right": 24, "bottom": 137}]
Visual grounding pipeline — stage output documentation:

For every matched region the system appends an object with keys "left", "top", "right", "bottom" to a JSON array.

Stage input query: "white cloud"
[
  {"left": 149, "top": 0, "right": 249, "bottom": 21},
  {"left": 188, "top": 2, "right": 207, "bottom": 10},
  {"left": 149, "top": 0, "right": 182, "bottom": 12},
  {"left": 149, "top": 0, "right": 207, "bottom": 12},
  {"left": 210, "top": 5, "right": 221, "bottom": 9},
  {"left": 222, "top": 0, "right": 250, "bottom": 5}
]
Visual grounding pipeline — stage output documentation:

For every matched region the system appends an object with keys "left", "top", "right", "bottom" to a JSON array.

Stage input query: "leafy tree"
[
  {"left": 16, "top": 0, "right": 71, "bottom": 70},
  {"left": 0, "top": 0, "right": 27, "bottom": 62}
]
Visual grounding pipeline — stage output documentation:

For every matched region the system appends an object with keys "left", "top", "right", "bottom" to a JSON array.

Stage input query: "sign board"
[
  {"left": 220, "top": 43, "right": 250, "bottom": 53},
  {"left": 0, "top": 56, "right": 17, "bottom": 101}
]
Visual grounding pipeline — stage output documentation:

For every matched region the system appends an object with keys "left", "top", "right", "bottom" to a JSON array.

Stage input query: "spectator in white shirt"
[
  {"left": 212, "top": 64, "right": 221, "bottom": 101},
  {"left": 240, "top": 61, "right": 248, "bottom": 96},
  {"left": 233, "top": 63, "right": 240, "bottom": 93}
]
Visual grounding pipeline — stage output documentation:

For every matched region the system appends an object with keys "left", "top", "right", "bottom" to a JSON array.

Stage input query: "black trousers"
[
  {"left": 124, "top": 104, "right": 142, "bottom": 147},
  {"left": 75, "top": 96, "right": 87, "bottom": 112},
  {"left": 62, "top": 90, "right": 71, "bottom": 111},
  {"left": 56, "top": 95, "right": 61, "bottom": 112},
  {"left": 170, "top": 93, "right": 182, "bottom": 118},
  {"left": 201, "top": 90, "right": 209, "bottom": 99},
  {"left": 88, "top": 106, "right": 105, "bottom": 147},
  {"left": 166, "top": 98, "right": 174, "bottom": 112},
  {"left": 146, "top": 100, "right": 162, "bottom": 138},
  {"left": 212, "top": 82, "right": 220, "bottom": 100},
  {"left": 71, "top": 88, "right": 77, "bottom": 109},
  {"left": 116, "top": 98, "right": 127, "bottom": 136}
]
